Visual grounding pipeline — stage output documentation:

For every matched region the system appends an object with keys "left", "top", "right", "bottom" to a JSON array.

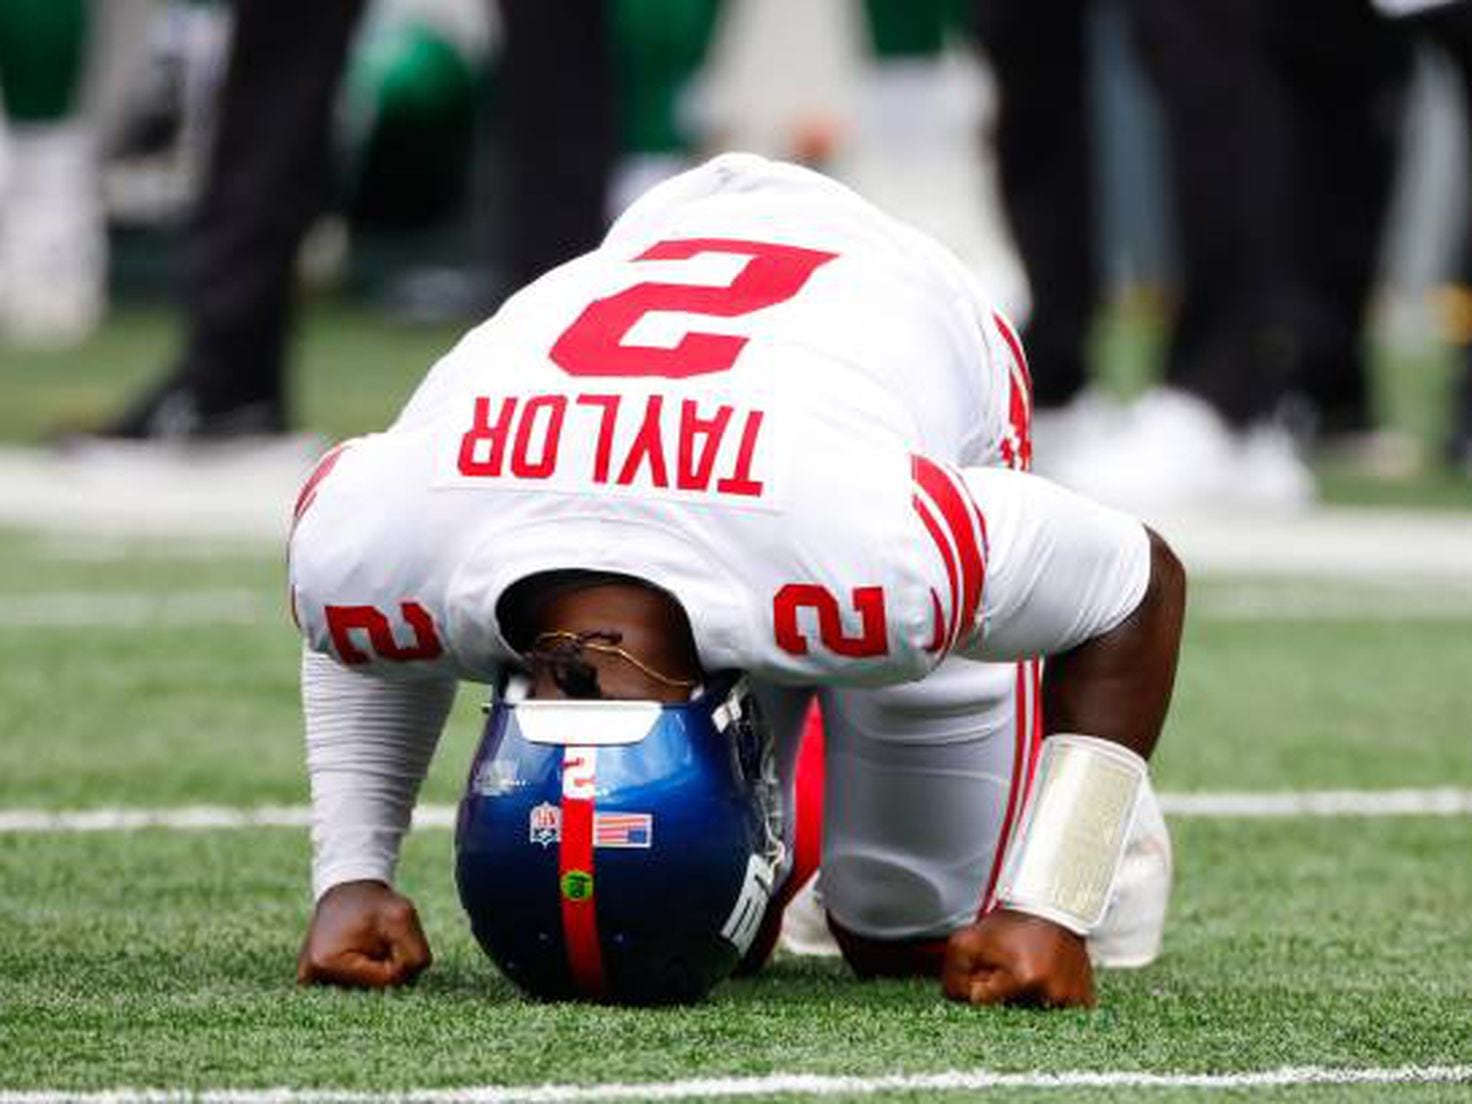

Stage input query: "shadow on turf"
[{"left": 411, "top": 953, "right": 915, "bottom": 1009}]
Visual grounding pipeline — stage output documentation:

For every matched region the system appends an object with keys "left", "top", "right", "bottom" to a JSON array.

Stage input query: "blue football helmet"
[{"left": 455, "top": 672, "right": 785, "bottom": 1004}]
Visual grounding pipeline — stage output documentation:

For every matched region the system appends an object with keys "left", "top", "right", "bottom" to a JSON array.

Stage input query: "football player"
[{"left": 289, "top": 154, "right": 1185, "bottom": 1008}]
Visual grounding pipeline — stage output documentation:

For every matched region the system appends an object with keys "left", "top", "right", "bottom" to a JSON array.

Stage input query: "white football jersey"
[{"left": 289, "top": 155, "right": 1143, "bottom": 690}]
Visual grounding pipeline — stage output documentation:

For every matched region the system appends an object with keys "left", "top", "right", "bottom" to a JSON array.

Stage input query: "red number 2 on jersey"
[{"left": 550, "top": 238, "right": 837, "bottom": 379}]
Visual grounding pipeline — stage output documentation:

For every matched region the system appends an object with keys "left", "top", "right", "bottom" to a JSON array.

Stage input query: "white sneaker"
[
  {"left": 0, "top": 123, "right": 107, "bottom": 348},
  {"left": 1030, "top": 388, "right": 1126, "bottom": 479},
  {"left": 1049, "top": 388, "right": 1236, "bottom": 510},
  {"left": 1050, "top": 387, "right": 1314, "bottom": 515},
  {"left": 778, "top": 876, "right": 842, "bottom": 958},
  {"left": 1236, "top": 423, "right": 1316, "bottom": 512},
  {"left": 1089, "top": 778, "right": 1172, "bottom": 969},
  {"left": 835, "top": 56, "right": 1030, "bottom": 316}
]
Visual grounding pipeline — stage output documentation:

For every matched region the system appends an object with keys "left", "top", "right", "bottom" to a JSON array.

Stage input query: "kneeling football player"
[{"left": 289, "top": 154, "right": 1186, "bottom": 1007}]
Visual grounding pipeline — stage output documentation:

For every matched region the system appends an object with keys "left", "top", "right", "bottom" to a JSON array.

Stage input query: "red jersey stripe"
[
  {"left": 979, "top": 660, "right": 1034, "bottom": 914},
  {"left": 1024, "top": 659, "right": 1045, "bottom": 802},
  {"left": 912, "top": 493, "right": 961, "bottom": 653},
  {"left": 991, "top": 312, "right": 1034, "bottom": 472},
  {"left": 912, "top": 456, "right": 987, "bottom": 649},
  {"left": 992, "top": 310, "right": 1032, "bottom": 393},
  {"left": 924, "top": 589, "right": 947, "bottom": 654},
  {"left": 292, "top": 442, "right": 350, "bottom": 527}
]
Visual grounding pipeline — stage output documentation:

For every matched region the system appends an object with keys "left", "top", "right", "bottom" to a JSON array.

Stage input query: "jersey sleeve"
[
  {"left": 956, "top": 467, "right": 1151, "bottom": 662},
  {"left": 288, "top": 435, "right": 465, "bottom": 681},
  {"left": 302, "top": 647, "right": 457, "bottom": 900}
]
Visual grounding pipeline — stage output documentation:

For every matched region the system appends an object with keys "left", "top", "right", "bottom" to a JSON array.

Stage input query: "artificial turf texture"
[
  {"left": 1, "top": 525, "right": 1471, "bottom": 1098},
  {"left": 2, "top": 306, "right": 1471, "bottom": 1098},
  {"left": 1, "top": 818, "right": 1470, "bottom": 1091}
]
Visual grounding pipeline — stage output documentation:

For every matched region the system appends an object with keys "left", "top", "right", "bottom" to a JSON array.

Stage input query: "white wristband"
[{"left": 995, "top": 734, "right": 1147, "bottom": 935}]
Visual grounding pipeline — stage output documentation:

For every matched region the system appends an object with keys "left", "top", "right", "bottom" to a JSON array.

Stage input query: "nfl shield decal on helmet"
[{"left": 529, "top": 801, "right": 561, "bottom": 847}]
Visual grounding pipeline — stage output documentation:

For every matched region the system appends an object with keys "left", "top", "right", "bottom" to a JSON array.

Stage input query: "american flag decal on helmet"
[
  {"left": 593, "top": 812, "right": 653, "bottom": 849},
  {"left": 911, "top": 455, "right": 989, "bottom": 656}
]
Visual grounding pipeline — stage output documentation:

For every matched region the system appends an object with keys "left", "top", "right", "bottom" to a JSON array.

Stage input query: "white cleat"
[
  {"left": 1236, "top": 422, "right": 1317, "bottom": 512},
  {"left": 836, "top": 55, "right": 1030, "bottom": 316},
  {"left": 778, "top": 877, "right": 842, "bottom": 958},
  {"left": 1030, "top": 388, "right": 1127, "bottom": 479},
  {"left": 1089, "top": 778, "right": 1172, "bottom": 969},
  {"left": 1049, "top": 387, "right": 1314, "bottom": 516},
  {"left": 0, "top": 123, "right": 107, "bottom": 348}
]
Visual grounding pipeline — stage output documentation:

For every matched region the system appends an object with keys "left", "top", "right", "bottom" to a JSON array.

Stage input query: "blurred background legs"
[
  {"left": 0, "top": 0, "right": 1469, "bottom": 504},
  {"left": 1412, "top": 0, "right": 1472, "bottom": 474},
  {"left": 87, "top": 0, "right": 615, "bottom": 443},
  {"left": 606, "top": 0, "right": 722, "bottom": 219},
  {"left": 1041, "top": 0, "right": 1413, "bottom": 513},
  {"left": 498, "top": 0, "right": 615, "bottom": 290},
  {"left": 102, "top": 0, "right": 364, "bottom": 440},
  {"left": 0, "top": 0, "right": 104, "bottom": 348},
  {"left": 841, "top": 0, "right": 1026, "bottom": 312},
  {"left": 972, "top": 0, "right": 1112, "bottom": 465}
]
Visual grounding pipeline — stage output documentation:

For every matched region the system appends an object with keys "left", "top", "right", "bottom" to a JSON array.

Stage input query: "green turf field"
[
  {"left": 1, "top": 308, "right": 1471, "bottom": 1100},
  {"left": 1, "top": 533, "right": 1470, "bottom": 1099}
]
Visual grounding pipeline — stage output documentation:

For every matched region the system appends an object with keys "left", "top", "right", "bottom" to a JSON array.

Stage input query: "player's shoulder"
[
  {"left": 287, "top": 433, "right": 474, "bottom": 679},
  {"left": 287, "top": 430, "right": 438, "bottom": 579}
]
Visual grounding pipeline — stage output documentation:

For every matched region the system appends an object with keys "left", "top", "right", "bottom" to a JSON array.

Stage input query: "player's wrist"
[
  {"left": 312, "top": 860, "right": 397, "bottom": 903},
  {"left": 994, "top": 734, "right": 1148, "bottom": 936}
]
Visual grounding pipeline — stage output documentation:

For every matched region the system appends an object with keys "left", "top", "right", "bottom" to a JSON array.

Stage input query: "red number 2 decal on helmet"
[{"left": 550, "top": 238, "right": 837, "bottom": 379}]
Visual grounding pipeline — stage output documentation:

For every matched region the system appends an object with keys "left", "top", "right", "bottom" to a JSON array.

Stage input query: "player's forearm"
[
  {"left": 1039, "top": 529, "right": 1185, "bottom": 760},
  {"left": 301, "top": 647, "right": 457, "bottom": 899},
  {"left": 983, "top": 526, "right": 1183, "bottom": 943}
]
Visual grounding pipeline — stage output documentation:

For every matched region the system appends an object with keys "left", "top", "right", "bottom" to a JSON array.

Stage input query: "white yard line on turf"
[
  {"left": 3, "top": 590, "right": 276, "bottom": 628},
  {"left": 1, "top": 1065, "right": 1470, "bottom": 1102},
  {"left": 3, "top": 789, "right": 1472, "bottom": 834},
  {"left": 1158, "top": 788, "right": 1472, "bottom": 816}
]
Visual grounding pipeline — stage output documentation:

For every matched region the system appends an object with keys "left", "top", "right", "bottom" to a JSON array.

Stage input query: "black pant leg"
[
  {"left": 1131, "top": 0, "right": 1295, "bottom": 428},
  {"left": 1414, "top": 3, "right": 1472, "bottom": 462},
  {"left": 1275, "top": 1, "right": 1410, "bottom": 436},
  {"left": 497, "top": 0, "right": 617, "bottom": 289},
  {"left": 177, "top": 0, "right": 366, "bottom": 418},
  {"left": 974, "top": 0, "right": 1096, "bottom": 409}
]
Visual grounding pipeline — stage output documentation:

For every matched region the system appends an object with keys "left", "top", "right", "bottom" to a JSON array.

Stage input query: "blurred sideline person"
[
  {"left": 83, "top": 0, "right": 615, "bottom": 443},
  {"left": 971, "top": 0, "right": 1107, "bottom": 473},
  {"left": 1048, "top": 0, "right": 1413, "bottom": 512},
  {"left": 0, "top": 0, "right": 104, "bottom": 346},
  {"left": 607, "top": 0, "right": 1025, "bottom": 310},
  {"left": 289, "top": 155, "right": 1184, "bottom": 1008},
  {"left": 605, "top": 0, "right": 723, "bottom": 220},
  {"left": 1402, "top": 0, "right": 1472, "bottom": 472},
  {"left": 836, "top": 0, "right": 1027, "bottom": 315}
]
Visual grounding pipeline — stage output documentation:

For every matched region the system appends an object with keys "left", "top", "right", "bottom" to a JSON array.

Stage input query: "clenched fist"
[
  {"left": 942, "top": 909, "right": 1094, "bottom": 1008},
  {"left": 297, "top": 880, "right": 432, "bottom": 988}
]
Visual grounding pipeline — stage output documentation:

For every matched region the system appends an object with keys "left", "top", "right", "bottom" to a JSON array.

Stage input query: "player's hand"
[
  {"left": 297, "top": 880, "right": 432, "bottom": 988},
  {"left": 941, "top": 909, "right": 1094, "bottom": 1008}
]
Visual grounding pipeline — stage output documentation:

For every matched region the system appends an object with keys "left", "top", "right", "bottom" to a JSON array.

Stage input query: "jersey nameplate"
[{"left": 438, "top": 388, "right": 782, "bottom": 510}]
